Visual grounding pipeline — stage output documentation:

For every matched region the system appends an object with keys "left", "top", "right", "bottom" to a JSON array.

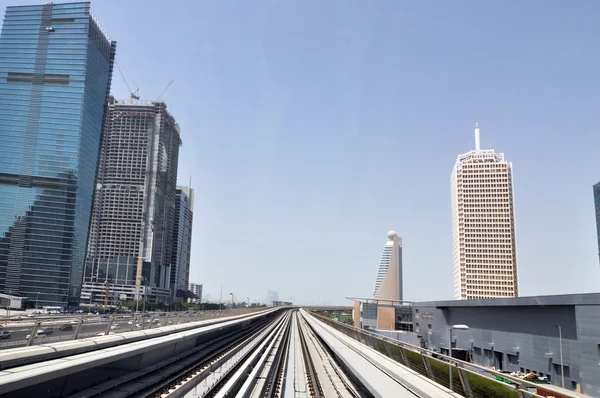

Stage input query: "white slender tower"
[
  {"left": 450, "top": 124, "right": 518, "bottom": 300},
  {"left": 373, "top": 230, "right": 403, "bottom": 301}
]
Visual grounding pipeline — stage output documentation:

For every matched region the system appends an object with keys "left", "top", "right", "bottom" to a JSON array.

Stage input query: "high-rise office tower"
[
  {"left": 0, "top": 3, "right": 116, "bottom": 308},
  {"left": 451, "top": 123, "right": 518, "bottom": 300},
  {"left": 82, "top": 98, "right": 181, "bottom": 305},
  {"left": 171, "top": 186, "right": 194, "bottom": 302},
  {"left": 373, "top": 231, "right": 403, "bottom": 301},
  {"left": 594, "top": 182, "right": 600, "bottom": 263}
]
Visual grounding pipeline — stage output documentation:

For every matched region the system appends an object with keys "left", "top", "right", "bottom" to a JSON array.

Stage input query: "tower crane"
[
  {"left": 115, "top": 61, "right": 140, "bottom": 101},
  {"left": 156, "top": 80, "right": 174, "bottom": 101}
]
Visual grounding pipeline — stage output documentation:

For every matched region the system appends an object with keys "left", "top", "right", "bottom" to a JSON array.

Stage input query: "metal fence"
[
  {"left": 311, "top": 313, "right": 583, "bottom": 398},
  {"left": 0, "top": 308, "right": 263, "bottom": 350}
]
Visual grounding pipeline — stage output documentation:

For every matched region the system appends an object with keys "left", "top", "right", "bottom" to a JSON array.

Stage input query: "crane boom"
[
  {"left": 156, "top": 80, "right": 174, "bottom": 101},
  {"left": 115, "top": 61, "right": 140, "bottom": 101}
]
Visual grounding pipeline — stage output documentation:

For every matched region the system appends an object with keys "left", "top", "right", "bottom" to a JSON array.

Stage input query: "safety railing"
[
  {"left": 311, "top": 313, "right": 584, "bottom": 398},
  {"left": 0, "top": 308, "right": 263, "bottom": 350}
]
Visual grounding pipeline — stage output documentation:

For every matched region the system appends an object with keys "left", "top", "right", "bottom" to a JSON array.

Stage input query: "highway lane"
[{"left": 0, "top": 317, "right": 170, "bottom": 349}]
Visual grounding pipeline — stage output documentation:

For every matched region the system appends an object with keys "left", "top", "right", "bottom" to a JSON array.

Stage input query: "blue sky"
[{"left": 6, "top": 0, "right": 600, "bottom": 305}]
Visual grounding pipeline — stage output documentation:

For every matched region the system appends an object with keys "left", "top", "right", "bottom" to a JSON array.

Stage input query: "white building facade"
[
  {"left": 188, "top": 282, "right": 202, "bottom": 303},
  {"left": 451, "top": 123, "right": 519, "bottom": 300}
]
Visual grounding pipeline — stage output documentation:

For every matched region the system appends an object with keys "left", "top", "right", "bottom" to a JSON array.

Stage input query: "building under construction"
[{"left": 81, "top": 98, "right": 181, "bottom": 306}]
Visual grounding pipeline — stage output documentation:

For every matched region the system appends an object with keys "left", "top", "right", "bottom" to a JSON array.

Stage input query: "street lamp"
[
  {"left": 141, "top": 277, "right": 147, "bottom": 314},
  {"left": 7, "top": 290, "right": 11, "bottom": 318},
  {"left": 449, "top": 324, "right": 469, "bottom": 391},
  {"left": 229, "top": 292, "right": 234, "bottom": 308},
  {"left": 135, "top": 276, "right": 146, "bottom": 313},
  {"left": 247, "top": 296, "right": 250, "bottom": 307},
  {"left": 555, "top": 325, "right": 564, "bottom": 388},
  {"left": 35, "top": 292, "right": 40, "bottom": 310}
]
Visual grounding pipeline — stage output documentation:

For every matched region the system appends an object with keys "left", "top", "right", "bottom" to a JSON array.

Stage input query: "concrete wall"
[
  {"left": 412, "top": 303, "right": 600, "bottom": 395},
  {"left": 353, "top": 301, "right": 361, "bottom": 328},
  {"left": 376, "top": 306, "right": 395, "bottom": 330}
]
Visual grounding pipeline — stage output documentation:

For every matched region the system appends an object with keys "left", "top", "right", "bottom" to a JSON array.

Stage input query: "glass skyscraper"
[
  {"left": 171, "top": 186, "right": 194, "bottom": 301},
  {"left": 0, "top": 2, "right": 116, "bottom": 308},
  {"left": 594, "top": 182, "right": 600, "bottom": 263}
]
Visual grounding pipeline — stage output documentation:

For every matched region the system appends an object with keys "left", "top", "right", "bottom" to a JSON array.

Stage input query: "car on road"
[
  {"left": 0, "top": 331, "right": 11, "bottom": 339},
  {"left": 95, "top": 332, "right": 115, "bottom": 336},
  {"left": 25, "top": 332, "right": 44, "bottom": 340},
  {"left": 59, "top": 324, "right": 73, "bottom": 331},
  {"left": 110, "top": 324, "right": 120, "bottom": 330}
]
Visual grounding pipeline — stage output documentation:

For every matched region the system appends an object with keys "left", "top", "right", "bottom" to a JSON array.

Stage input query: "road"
[{"left": 0, "top": 316, "right": 174, "bottom": 349}]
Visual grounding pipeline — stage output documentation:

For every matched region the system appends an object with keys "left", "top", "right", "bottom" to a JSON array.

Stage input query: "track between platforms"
[
  {"left": 0, "top": 309, "right": 460, "bottom": 398},
  {"left": 158, "top": 310, "right": 456, "bottom": 398}
]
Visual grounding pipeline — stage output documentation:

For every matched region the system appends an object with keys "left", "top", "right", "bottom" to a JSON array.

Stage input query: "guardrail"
[
  {"left": 310, "top": 313, "right": 585, "bottom": 398},
  {"left": 0, "top": 308, "right": 263, "bottom": 349}
]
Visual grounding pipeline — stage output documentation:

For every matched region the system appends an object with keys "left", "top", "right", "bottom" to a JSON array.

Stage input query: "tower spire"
[{"left": 474, "top": 122, "right": 481, "bottom": 151}]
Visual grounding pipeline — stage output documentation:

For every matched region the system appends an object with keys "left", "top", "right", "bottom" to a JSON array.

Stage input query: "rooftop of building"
[
  {"left": 417, "top": 292, "right": 600, "bottom": 307},
  {"left": 350, "top": 292, "right": 600, "bottom": 308}
]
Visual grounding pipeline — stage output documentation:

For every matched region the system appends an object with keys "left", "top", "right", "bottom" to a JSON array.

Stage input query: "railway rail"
[
  {"left": 0, "top": 308, "right": 460, "bottom": 398},
  {"left": 152, "top": 309, "right": 457, "bottom": 398}
]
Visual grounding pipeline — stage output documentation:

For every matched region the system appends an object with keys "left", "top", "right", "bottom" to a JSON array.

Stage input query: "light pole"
[
  {"left": 141, "top": 277, "right": 147, "bottom": 314},
  {"left": 135, "top": 276, "right": 146, "bottom": 313},
  {"left": 7, "top": 290, "right": 11, "bottom": 318},
  {"left": 135, "top": 282, "right": 140, "bottom": 314},
  {"left": 35, "top": 292, "right": 40, "bottom": 310},
  {"left": 247, "top": 296, "right": 250, "bottom": 307},
  {"left": 555, "top": 325, "right": 564, "bottom": 388},
  {"left": 449, "top": 324, "right": 469, "bottom": 392},
  {"left": 219, "top": 284, "right": 223, "bottom": 310},
  {"left": 229, "top": 293, "right": 234, "bottom": 308}
]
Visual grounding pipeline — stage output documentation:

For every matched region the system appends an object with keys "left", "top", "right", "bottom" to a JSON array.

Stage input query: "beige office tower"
[
  {"left": 451, "top": 124, "right": 519, "bottom": 300},
  {"left": 373, "top": 231, "right": 403, "bottom": 301}
]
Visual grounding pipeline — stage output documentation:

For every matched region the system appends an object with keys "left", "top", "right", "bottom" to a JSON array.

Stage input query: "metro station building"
[{"left": 352, "top": 293, "right": 600, "bottom": 395}]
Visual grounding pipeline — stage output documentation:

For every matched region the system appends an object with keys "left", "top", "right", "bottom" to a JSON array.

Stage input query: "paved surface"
[{"left": 0, "top": 316, "right": 173, "bottom": 349}]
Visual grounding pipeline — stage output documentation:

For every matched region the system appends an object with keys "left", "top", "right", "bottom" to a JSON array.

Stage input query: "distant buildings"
[
  {"left": 82, "top": 98, "right": 181, "bottom": 305},
  {"left": 188, "top": 282, "right": 202, "bottom": 304},
  {"left": 451, "top": 123, "right": 518, "bottom": 300},
  {"left": 273, "top": 301, "right": 293, "bottom": 306},
  {"left": 373, "top": 231, "right": 403, "bottom": 301},
  {"left": 594, "top": 182, "right": 600, "bottom": 263},
  {"left": 267, "top": 290, "right": 279, "bottom": 306},
  {"left": 171, "top": 186, "right": 194, "bottom": 302},
  {"left": 0, "top": 3, "right": 116, "bottom": 308}
]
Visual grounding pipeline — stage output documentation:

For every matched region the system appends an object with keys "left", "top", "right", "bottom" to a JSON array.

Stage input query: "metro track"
[
  {"left": 0, "top": 308, "right": 460, "bottom": 398},
  {"left": 156, "top": 310, "right": 386, "bottom": 398}
]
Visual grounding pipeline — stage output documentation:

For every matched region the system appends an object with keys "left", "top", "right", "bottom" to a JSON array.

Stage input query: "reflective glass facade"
[
  {"left": 170, "top": 187, "right": 194, "bottom": 301},
  {"left": 594, "top": 182, "right": 600, "bottom": 263},
  {"left": 0, "top": 2, "right": 116, "bottom": 308}
]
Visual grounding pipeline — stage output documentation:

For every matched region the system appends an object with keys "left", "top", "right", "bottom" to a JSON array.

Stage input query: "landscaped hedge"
[
  {"left": 314, "top": 314, "right": 521, "bottom": 398},
  {"left": 395, "top": 342, "right": 519, "bottom": 398}
]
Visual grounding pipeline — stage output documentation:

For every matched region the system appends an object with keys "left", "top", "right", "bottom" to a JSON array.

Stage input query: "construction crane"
[
  {"left": 115, "top": 61, "right": 140, "bottom": 101},
  {"left": 156, "top": 80, "right": 174, "bottom": 102}
]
